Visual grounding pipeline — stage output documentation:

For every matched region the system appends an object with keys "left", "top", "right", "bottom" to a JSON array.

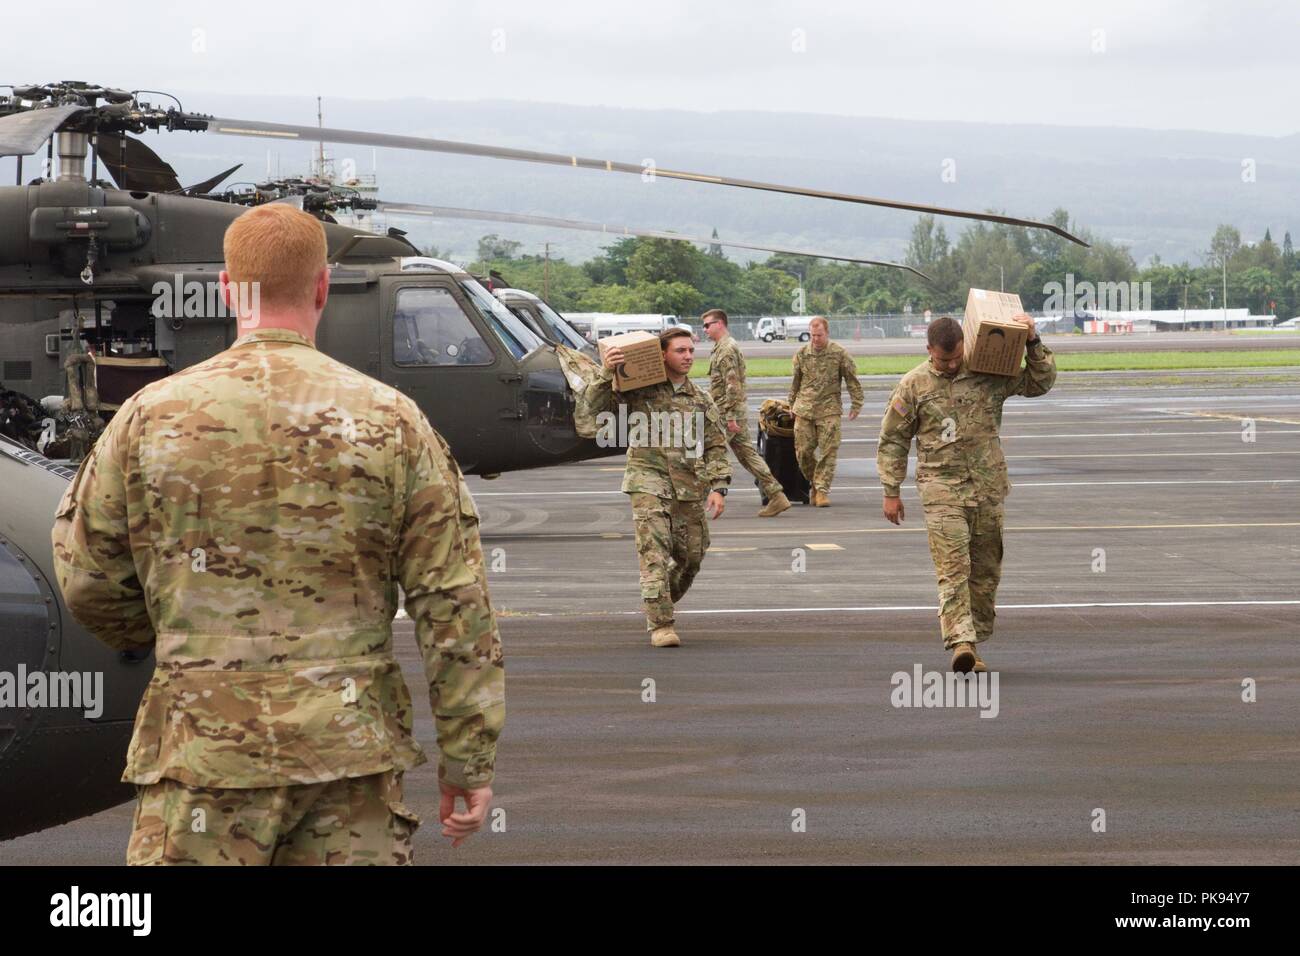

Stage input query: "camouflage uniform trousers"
[
  {"left": 630, "top": 492, "right": 710, "bottom": 631},
  {"left": 922, "top": 500, "right": 1005, "bottom": 649},
  {"left": 126, "top": 769, "right": 420, "bottom": 866},
  {"left": 727, "top": 419, "right": 784, "bottom": 500},
  {"left": 793, "top": 415, "right": 842, "bottom": 494}
]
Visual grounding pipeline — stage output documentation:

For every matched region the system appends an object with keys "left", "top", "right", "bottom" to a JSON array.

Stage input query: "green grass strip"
[{"left": 688, "top": 349, "right": 1300, "bottom": 377}]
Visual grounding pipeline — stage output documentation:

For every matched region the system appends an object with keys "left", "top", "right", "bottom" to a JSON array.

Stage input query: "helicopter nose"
[
  {"left": 0, "top": 446, "right": 154, "bottom": 839},
  {"left": 509, "top": 349, "right": 620, "bottom": 469},
  {"left": 520, "top": 361, "right": 588, "bottom": 460}
]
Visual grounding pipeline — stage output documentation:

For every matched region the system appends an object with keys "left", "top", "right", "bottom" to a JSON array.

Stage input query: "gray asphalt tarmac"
[
  {"left": 708, "top": 330, "right": 1300, "bottom": 356},
  {"left": 4, "top": 369, "right": 1297, "bottom": 865}
]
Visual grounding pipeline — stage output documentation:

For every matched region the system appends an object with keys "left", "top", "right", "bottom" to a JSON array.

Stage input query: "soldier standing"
[
  {"left": 876, "top": 314, "right": 1056, "bottom": 673},
  {"left": 789, "top": 315, "right": 864, "bottom": 506},
  {"left": 703, "top": 308, "right": 791, "bottom": 517},
  {"left": 51, "top": 204, "right": 505, "bottom": 865},
  {"left": 579, "top": 327, "right": 731, "bottom": 647}
]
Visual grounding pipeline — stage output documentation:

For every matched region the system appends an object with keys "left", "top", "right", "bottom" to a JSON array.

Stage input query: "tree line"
[{"left": 447, "top": 212, "right": 1297, "bottom": 320}]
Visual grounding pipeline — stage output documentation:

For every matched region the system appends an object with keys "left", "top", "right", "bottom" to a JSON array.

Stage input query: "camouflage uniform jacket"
[
  {"left": 876, "top": 340, "right": 1057, "bottom": 506},
  {"left": 706, "top": 334, "right": 748, "bottom": 423},
  {"left": 579, "top": 365, "right": 732, "bottom": 500},
  {"left": 51, "top": 328, "right": 505, "bottom": 790},
  {"left": 788, "top": 341, "right": 864, "bottom": 419}
]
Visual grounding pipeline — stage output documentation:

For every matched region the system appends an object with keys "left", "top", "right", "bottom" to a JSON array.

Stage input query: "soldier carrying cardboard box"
[
  {"left": 875, "top": 304, "right": 1056, "bottom": 674},
  {"left": 579, "top": 327, "right": 732, "bottom": 648}
]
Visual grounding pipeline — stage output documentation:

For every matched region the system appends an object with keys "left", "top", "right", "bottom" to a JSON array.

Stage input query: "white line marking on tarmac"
[
  {"left": 482, "top": 520, "right": 1300, "bottom": 540},
  {"left": 707, "top": 521, "right": 1300, "bottom": 538},
  {"left": 470, "top": 479, "right": 1300, "bottom": 497},
  {"left": 839, "top": 430, "right": 1300, "bottom": 442},
  {"left": 664, "top": 599, "right": 1300, "bottom": 616},
  {"left": 833, "top": 451, "right": 1300, "bottom": 460}
]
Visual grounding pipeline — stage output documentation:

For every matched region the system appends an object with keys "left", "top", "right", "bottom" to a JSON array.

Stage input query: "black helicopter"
[{"left": 0, "top": 81, "right": 1086, "bottom": 841}]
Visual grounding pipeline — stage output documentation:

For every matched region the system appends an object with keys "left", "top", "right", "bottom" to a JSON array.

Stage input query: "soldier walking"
[
  {"left": 579, "top": 327, "right": 731, "bottom": 647},
  {"left": 876, "top": 314, "right": 1056, "bottom": 673},
  {"left": 702, "top": 308, "right": 791, "bottom": 517},
  {"left": 789, "top": 316, "right": 864, "bottom": 506},
  {"left": 52, "top": 204, "right": 505, "bottom": 864}
]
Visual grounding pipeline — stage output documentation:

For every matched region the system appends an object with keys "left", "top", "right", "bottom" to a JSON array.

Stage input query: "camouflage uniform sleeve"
[
  {"left": 841, "top": 348, "right": 864, "bottom": 413},
  {"left": 576, "top": 362, "right": 619, "bottom": 422},
  {"left": 1010, "top": 339, "right": 1057, "bottom": 398},
  {"left": 701, "top": 397, "right": 733, "bottom": 491},
  {"left": 51, "top": 399, "right": 154, "bottom": 652},
  {"left": 716, "top": 347, "right": 745, "bottom": 422},
  {"left": 787, "top": 350, "right": 802, "bottom": 407},
  {"left": 876, "top": 379, "right": 918, "bottom": 498},
  {"left": 397, "top": 403, "right": 505, "bottom": 790}
]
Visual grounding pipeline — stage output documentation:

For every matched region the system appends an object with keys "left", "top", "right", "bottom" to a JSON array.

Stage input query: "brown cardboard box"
[
  {"left": 598, "top": 330, "right": 667, "bottom": 391},
  {"left": 962, "top": 289, "right": 1030, "bottom": 376}
]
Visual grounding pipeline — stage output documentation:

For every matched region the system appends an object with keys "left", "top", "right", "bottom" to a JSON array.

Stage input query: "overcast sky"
[{"left": 4, "top": 0, "right": 1297, "bottom": 136}]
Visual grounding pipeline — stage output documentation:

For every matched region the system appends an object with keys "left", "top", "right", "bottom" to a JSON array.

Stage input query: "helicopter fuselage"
[{"left": 0, "top": 180, "right": 610, "bottom": 475}]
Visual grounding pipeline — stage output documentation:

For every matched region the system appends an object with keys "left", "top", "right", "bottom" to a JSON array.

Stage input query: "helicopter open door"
[{"left": 378, "top": 274, "right": 523, "bottom": 475}]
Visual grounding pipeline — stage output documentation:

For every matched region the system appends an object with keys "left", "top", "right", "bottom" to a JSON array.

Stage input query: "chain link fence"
[
  {"left": 720, "top": 315, "right": 924, "bottom": 342},
  {"left": 705, "top": 311, "right": 1072, "bottom": 342}
]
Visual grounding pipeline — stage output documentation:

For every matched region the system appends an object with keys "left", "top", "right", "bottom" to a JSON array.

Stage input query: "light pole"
[{"left": 1221, "top": 254, "right": 1228, "bottom": 329}]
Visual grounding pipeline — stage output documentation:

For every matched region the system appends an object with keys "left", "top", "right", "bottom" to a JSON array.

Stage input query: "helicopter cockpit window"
[
  {"left": 459, "top": 280, "right": 545, "bottom": 360},
  {"left": 534, "top": 299, "right": 592, "bottom": 350},
  {"left": 506, "top": 304, "right": 547, "bottom": 341},
  {"left": 392, "top": 287, "right": 495, "bottom": 367}
]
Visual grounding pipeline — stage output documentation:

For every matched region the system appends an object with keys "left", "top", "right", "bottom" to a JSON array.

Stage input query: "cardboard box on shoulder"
[
  {"left": 598, "top": 330, "right": 667, "bottom": 391},
  {"left": 962, "top": 289, "right": 1030, "bottom": 376}
]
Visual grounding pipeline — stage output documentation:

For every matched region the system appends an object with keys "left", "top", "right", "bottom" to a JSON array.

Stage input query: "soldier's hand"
[
  {"left": 726, "top": 419, "right": 741, "bottom": 435},
  {"left": 848, "top": 408, "right": 860, "bottom": 421},
  {"left": 883, "top": 496, "right": 905, "bottom": 525},
  {"left": 1012, "top": 312, "right": 1037, "bottom": 337},
  {"left": 706, "top": 491, "right": 726, "bottom": 519},
  {"left": 438, "top": 782, "right": 493, "bottom": 848},
  {"left": 601, "top": 346, "right": 625, "bottom": 371}
]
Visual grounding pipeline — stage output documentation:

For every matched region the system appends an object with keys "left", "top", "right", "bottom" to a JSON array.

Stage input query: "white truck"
[
  {"left": 563, "top": 313, "right": 688, "bottom": 340},
  {"left": 752, "top": 316, "right": 813, "bottom": 342}
]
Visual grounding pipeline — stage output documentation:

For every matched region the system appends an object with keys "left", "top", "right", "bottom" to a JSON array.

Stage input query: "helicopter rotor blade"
[
  {"left": 0, "top": 104, "right": 84, "bottom": 158},
  {"left": 206, "top": 116, "right": 1089, "bottom": 246},
  {"left": 182, "top": 163, "right": 243, "bottom": 195},
  {"left": 377, "top": 201, "right": 932, "bottom": 280},
  {"left": 96, "top": 133, "right": 182, "bottom": 192}
]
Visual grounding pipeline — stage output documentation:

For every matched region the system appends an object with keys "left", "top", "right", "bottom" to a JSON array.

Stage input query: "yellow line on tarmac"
[{"left": 1167, "top": 410, "right": 1300, "bottom": 425}]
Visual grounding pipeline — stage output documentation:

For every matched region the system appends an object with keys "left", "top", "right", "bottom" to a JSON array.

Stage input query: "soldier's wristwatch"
[{"left": 712, "top": 487, "right": 728, "bottom": 497}]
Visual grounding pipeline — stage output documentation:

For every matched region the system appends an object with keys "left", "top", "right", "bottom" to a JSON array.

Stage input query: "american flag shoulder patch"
[{"left": 891, "top": 398, "right": 910, "bottom": 417}]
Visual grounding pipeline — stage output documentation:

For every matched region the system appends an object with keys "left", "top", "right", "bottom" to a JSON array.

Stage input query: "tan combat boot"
[
  {"left": 973, "top": 645, "right": 987, "bottom": 673},
  {"left": 758, "top": 491, "right": 792, "bottom": 517},
  {"left": 950, "top": 642, "right": 976, "bottom": 674},
  {"left": 650, "top": 626, "right": 681, "bottom": 648},
  {"left": 812, "top": 490, "right": 830, "bottom": 507}
]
